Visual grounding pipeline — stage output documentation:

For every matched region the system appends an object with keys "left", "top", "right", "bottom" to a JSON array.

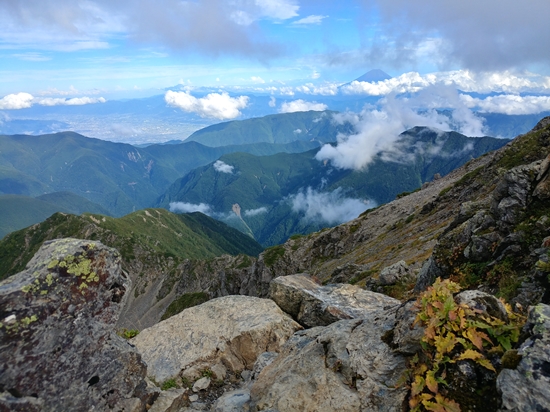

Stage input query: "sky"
[
  {"left": 0, "top": 0, "right": 549, "bottom": 97},
  {"left": 1, "top": 0, "right": 550, "bottom": 145}
]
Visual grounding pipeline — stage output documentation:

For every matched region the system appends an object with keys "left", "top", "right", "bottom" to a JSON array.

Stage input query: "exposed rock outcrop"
[
  {"left": 269, "top": 273, "right": 400, "bottom": 328},
  {"left": 0, "top": 238, "right": 154, "bottom": 411},
  {"left": 131, "top": 295, "right": 302, "bottom": 383},
  {"left": 498, "top": 304, "right": 550, "bottom": 411},
  {"left": 249, "top": 311, "right": 408, "bottom": 411}
]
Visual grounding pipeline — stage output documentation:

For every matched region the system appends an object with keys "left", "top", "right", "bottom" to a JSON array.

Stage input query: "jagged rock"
[
  {"left": 131, "top": 295, "right": 302, "bottom": 382},
  {"left": 0, "top": 238, "right": 154, "bottom": 411},
  {"left": 378, "top": 260, "right": 411, "bottom": 285},
  {"left": 268, "top": 273, "right": 399, "bottom": 328},
  {"left": 250, "top": 308, "right": 408, "bottom": 412},
  {"left": 212, "top": 389, "right": 251, "bottom": 412},
  {"left": 455, "top": 290, "right": 509, "bottom": 321},
  {"left": 492, "top": 163, "right": 537, "bottom": 226},
  {"left": 149, "top": 388, "right": 189, "bottom": 412},
  {"left": 497, "top": 304, "right": 550, "bottom": 411},
  {"left": 414, "top": 256, "right": 444, "bottom": 292}
]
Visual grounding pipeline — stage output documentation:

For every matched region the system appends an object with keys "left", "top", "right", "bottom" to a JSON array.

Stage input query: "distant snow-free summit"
[{"left": 353, "top": 69, "right": 392, "bottom": 83}]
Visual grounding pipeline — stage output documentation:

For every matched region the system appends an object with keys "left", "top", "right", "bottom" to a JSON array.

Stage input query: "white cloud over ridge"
[
  {"left": 165, "top": 90, "right": 249, "bottom": 120},
  {"left": 289, "top": 187, "right": 375, "bottom": 225},
  {"left": 316, "top": 87, "right": 485, "bottom": 170},
  {"left": 169, "top": 202, "right": 212, "bottom": 215},
  {"left": 280, "top": 99, "right": 328, "bottom": 113},
  {"left": 244, "top": 207, "right": 268, "bottom": 217},
  {"left": 213, "top": 160, "right": 234, "bottom": 174}
]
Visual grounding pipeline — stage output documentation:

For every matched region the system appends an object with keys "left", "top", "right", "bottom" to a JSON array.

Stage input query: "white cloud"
[
  {"left": 255, "top": 0, "right": 299, "bottom": 20},
  {"left": 289, "top": 187, "right": 375, "bottom": 225},
  {"left": 251, "top": 76, "right": 265, "bottom": 83},
  {"left": 280, "top": 99, "right": 328, "bottom": 113},
  {"left": 165, "top": 90, "right": 249, "bottom": 120},
  {"left": 460, "top": 94, "right": 550, "bottom": 115},
  {"left": 292, "top": 15, "right": 328, "bottom": 25},
  {"left": 244, "top": 207, "right": 268, "bottom": 217},
  {"left": 37, "top": 96, "right": 106, "bottom": 106},
  {"left": 0, "top": 93, "right": 34, "bottom": 110},
  {"left": 293, "top": 128, "right": 302, "bottom": 134},
  {"left": 213, "top": 160, "right": 234, "bottom": 173},
  {"left": 315, "top": 87, "right": 485, "bottom": 170},
  {"left": 295, "top": 82, "right": 339, "bottom": 96},
  {"left": 268, "top": 96, "right": 276, "bottom": 107},
  {"left": 340, "top": 70, "right": 550, "bottom": 96},
  {"left": 169, "top": 202, "right": 212, "bottom": 215}
]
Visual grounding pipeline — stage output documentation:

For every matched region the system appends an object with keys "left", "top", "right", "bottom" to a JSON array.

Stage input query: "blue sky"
[
  {"left": 1, "top": 0, "right": 549, "bottom": 99},
  {"left": 1, "top": 0, "right": 550, "bottom": 133}
]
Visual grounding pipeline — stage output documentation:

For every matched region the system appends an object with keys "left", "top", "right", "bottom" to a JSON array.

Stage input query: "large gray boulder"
[
  {"left": 269, "top": 273, "right": 400, "bottom": 328},
  {"left": 250, "top": 308, "right": 408, "bottom": 411},
  {"left": 131, "top": 295, "right": 302, "bottom": 383},
  {"left": 497, "top": 304, "right": 550, "bottom": 411},
  {"left": 0, "top": 238, "right": 153, "bottom": 412}
]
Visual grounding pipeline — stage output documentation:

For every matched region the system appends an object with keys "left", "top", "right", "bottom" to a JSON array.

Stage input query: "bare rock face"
[
  {"left": 498, "top": 304, "right": 550, "bottom": 411},
  {"left": 269, "top": 273, "right": 400, "bottom": 328},
  {"left": 0, "top": 238, "right": 153, "bottom": 412},
  {"left": 131, "top": 295, "right": 302, "bottom": 383},
  {"left": 250, "top": 309, "right": 408, "bottom": 412}
]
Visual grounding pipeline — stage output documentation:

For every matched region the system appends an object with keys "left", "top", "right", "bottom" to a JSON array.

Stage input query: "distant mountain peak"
[{"left": 354, "top": 69, "right": 392, "bottom": 83}]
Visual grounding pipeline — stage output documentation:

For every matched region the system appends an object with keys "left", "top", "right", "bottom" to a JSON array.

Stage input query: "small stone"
[
  {"left": 211, "top": 363, "right": 226, "bottom": 380},
  {"left": 192, "top": 377, "right": 210, "bottom": 392},
  {"left": 241, "top": 370, "right": 251, "bottom": 381},
  {"left": 189, "top": 394, "right": 199, "bottom": 402}
]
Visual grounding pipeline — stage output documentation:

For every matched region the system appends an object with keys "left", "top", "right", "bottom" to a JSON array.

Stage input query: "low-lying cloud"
[
  {"left": 0, "top": 92, "right": 106, "bottom": 109},
  {"left": 213, "top": 160, "right": 234, "bottom": 173},
  {"left": 289, "top": 187, "right": 375, "bottom": 225},
  {"left": 279, "top": 99, "right": 328, "bottom": 113},
  {"left": 316, "top": 85, "right": 485, "bottom": 170},
  {"left": 244, "top": 207, "right": 268, "bottom": 217},
  {"left": 460, "top": 94, "right": 550, "bottom": 115},
  {"left": 169, "top": 201, "right": 212, "bottom": 215},
  {"left": 341, "top": 70, "right": 550, "bottom": 96},
  {"left": 165, "top": 90, "right": 249, "bottom": 120}
]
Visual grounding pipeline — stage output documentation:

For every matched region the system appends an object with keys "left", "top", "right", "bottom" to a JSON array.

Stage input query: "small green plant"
[
  {"left": 200, "top": 368, "right": 214, "bottom": 378},
  {"left": 118, "top": 328, "right": 139, "bottom": 339},
  {"left": 161, "top": 378, "right": 178, "bottom": 391},
  {"left": 408, "top": 278, "right": 525, "bottom": 412}
]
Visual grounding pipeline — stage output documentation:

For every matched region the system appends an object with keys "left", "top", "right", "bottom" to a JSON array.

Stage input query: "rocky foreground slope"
[{"left": 1, "top": 238, "right": 548, "bottom": 411}]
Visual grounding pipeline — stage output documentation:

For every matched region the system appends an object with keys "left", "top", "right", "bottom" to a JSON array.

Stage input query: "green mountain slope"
[
  {"left": 0, "top": 208, "right": 263, "bottom": 281},
  {"left": 185, "top": 110, "right": 352, "bottom": 147},
  {"left": 0, "top": 192, "right": 109, "bottom": 239},
  {"left": 160, "top": 127, "right": 509, "bottom": 246},
  {"left": 0, "top": 128, "right": 325, "bottom": 217}
]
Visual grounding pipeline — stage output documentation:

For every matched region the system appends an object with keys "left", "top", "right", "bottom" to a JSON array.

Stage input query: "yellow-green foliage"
[{"left": 408, "top": 278, "right": 525, "bottom": 412}]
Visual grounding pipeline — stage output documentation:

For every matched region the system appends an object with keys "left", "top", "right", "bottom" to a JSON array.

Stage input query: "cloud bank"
[
  {"left": 460, "top": 94, "right": 550, "bottom": 115},
  {"left": 289, "top": 187, "right": 374, "bottom": 225},
  {"left": 280, "top": 99, "right": 328, "bottom": 113},
  {"left": 213, "top": 160, "right": 234, "bottom": 174},
  {"left": 165, "top": 90, "right": 249, "bottom": 120},
  {"left": 316, "top": 86, "right": 485, "bottom": 170},
  {"left": 0, "top": 92, "right": 106, "bottom": 109},
  {"left": 244, "top": 207, "right": 268, "bottom": 217}
]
